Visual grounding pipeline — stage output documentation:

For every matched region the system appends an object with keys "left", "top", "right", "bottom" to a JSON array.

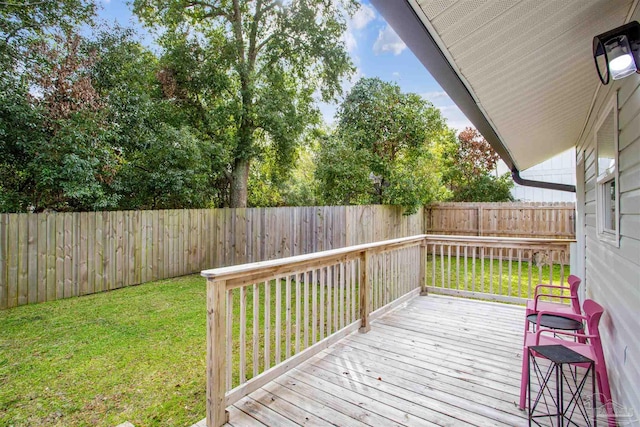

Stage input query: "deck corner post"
[
  {"left": 359, "top": 250, "right": 371, "bottom": 333},
  {"left": 419, "top": 242, "right": 428, "bottom": 296},
  {"left": 206, "top": 278, "right": 227, "bottom": 427}
]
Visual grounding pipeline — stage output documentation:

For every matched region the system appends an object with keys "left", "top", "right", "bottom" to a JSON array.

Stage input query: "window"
[{"left": 595, "top": 96, "right": 620, "bottom": 246}]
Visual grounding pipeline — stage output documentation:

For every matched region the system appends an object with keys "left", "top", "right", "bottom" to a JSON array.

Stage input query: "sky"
[{"left": 94, "top": 0, "right": 473, "bottom": 131}]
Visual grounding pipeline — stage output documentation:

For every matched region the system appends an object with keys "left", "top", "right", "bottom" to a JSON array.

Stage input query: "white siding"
[
  {"left": 496, "top": 150, "right": 577, "bottom": 202},
  {"left": 576, "top": 35, "right": 640, "bottom": 423}
]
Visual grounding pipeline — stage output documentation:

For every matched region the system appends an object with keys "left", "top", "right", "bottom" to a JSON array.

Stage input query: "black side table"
[{"left": 528, "top": 344, "right": 596, "bottom": 427}]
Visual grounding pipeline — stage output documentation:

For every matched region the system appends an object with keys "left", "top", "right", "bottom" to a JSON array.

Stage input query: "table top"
[
  {"left": 526, "top": 313, "right": 583, "bottom": 331},
  {"left": 529, "top": 344, "right": 593, "bottom": 364}
]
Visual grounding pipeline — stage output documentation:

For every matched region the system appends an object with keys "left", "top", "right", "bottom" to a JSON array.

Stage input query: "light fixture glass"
[
  {"left": 593, "top": 21, "right": 640, "bottom": 85},
  {"left": 605, "top": 35, "right": 637, "bottom": 79}
]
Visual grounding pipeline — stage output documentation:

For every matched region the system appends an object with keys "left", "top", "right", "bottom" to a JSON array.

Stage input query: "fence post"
[
  {"left": 419, "top": 242, "right": 428, "bottom": 296},
  {"left": 207, "top": 279, "right": 228, "bottom": 427},
  {"left": 359, "top": 250, "right": 371, "bottom": 333}
]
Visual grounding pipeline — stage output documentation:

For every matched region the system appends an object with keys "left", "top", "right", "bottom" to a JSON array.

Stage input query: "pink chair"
[
  {"left": 526, "top": 274, "right": 581, "bottom": 317},
  {"left": 519, "top": 299, "right": 616, "bottom": 426},
  {"left": 524, "top": 275, "right": 582, "bottom": 337}
]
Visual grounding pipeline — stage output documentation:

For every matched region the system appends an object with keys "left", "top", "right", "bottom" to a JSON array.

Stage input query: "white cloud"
[
  {"left": 343, "top": 4, "right": 376, "bottom": 53},
  {"left": 437, "top": 105, "right": 458, "bottom": 112},
  {"left": 439, "top": 105, "right": 473, "bottom": 132},
  {"left": 373, "top": 25, "right": 406, "bottom": 55},
  {"left": 392, "top": 71, "right": 401, "bottom": 78},
  {"left": 419, "top": 92, "right": 472, "bottom": 131},
  {"left": 448, "top": 119, "right": 474, "bottom": 132},
  {"left": 351, "top": 4, "right": 376, "bottom": 30},
  {"left": 317, "top": 102, "right": 339, "bottom": 125},
  {"left": 343, "top": 31, "right": 357, "bottom": 52},
  {"left": 421, "top": 91, "right": 449, "bottom": 100}
]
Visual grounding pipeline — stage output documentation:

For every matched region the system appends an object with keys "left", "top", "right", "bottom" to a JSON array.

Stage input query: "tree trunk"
[
  {"left": 230, "top": 71, "right": 254, "bottom": 208},
  {"left": 230, "top": 158, "right": 250, "bottom": 207}
]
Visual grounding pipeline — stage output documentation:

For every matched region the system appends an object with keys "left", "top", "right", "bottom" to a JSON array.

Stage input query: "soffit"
[{"left": 412, "top": 0, "right": 634, "bottom": 170}]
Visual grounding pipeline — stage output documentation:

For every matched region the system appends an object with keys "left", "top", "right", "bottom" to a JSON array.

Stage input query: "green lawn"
[
  {"left": 0, "top": 274, "right": 355, "bottom": 427},
  {"left": 0, "top": 275, "right": 208, "bottom": 427},
  {"left": 426, "top": 255, "right": 570, "bottom": 299}
]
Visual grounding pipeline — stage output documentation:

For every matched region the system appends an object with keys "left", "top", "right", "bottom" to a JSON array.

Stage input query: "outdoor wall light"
[{"left": 593, "top": 21, "right": 640, "bottom": 85}]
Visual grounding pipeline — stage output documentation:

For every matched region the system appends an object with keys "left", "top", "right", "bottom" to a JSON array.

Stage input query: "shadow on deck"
[{"left": 193, "top": 294, "right": 528, "bottom": 426}]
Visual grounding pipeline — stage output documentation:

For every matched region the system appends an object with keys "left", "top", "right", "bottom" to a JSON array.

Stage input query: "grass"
[
  {"left": 426, "top": 254, "right": 570, "bottom": 299},
  {"left": 0, "top": 275, "right": 208, "bottom": 427},
  {"left": 0, "top": 274, "right": 357, "bottom": 427}
]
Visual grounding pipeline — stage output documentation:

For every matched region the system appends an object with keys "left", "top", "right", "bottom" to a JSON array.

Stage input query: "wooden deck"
[{"left": 193, "top": 294, "right": 534, "bottom": 426}]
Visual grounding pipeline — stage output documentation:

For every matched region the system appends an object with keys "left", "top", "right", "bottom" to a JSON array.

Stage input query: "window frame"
[{"left": 594, "top": 95, "right": 620, "bottom": 247}]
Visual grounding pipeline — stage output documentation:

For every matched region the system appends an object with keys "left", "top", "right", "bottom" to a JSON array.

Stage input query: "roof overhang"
[{"left": 370, "top": 0, "right": 637, "bottom": 174}]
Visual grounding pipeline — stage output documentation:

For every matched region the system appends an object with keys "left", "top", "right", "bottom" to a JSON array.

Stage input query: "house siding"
[{"left": 577, "top": 43, "right": 640, "bottom": 423}]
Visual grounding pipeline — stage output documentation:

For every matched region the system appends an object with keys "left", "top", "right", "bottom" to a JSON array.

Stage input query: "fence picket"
[
  {"left": 0, "top": 215, "right": 7, "bottom": 309},
  {"left": 240, "top": 286, "right": 247, "bottom": 384},
  {"left": 252, "top": 282, "right": 259, "bottom": 377},
  {"left": 36, "top": 214, "right": 47, "bottom": 302},
  {"left": 285, "top": 275, "right": 291, "bottom": 359}
]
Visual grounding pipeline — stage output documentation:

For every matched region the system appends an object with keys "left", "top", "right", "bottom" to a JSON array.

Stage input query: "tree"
[
  {"left": 0, "top": 71, "right": 47, "bottom": 211},
  {"left": 314, "top": 133, "right": 372, "bottom": 206},
  {"left": 0, "top": 23, "right": 225, "bottom": 212},
  {"left": 443, "top": 127, "right": 514, "bottom": 202},
  {"left": 89, "top": 27, "right": 225, "bottom": 210},
  {"left": 133, "top": 0, "right": 357, "bottom": 207},
  {"left": 0, "top": 1, "right": 101, "bottom": 212},
  {"left": 0, "top": 29, "right": 121, "bottom": 212},
  {"left": 316, "top": 78, "right": 452, "bottom": 213},
  {"left": 0, "top": 0, "right": 96, "bottom": 72},
  {"left": 280, "top": 142, "right": 320, "bottom": 207}
]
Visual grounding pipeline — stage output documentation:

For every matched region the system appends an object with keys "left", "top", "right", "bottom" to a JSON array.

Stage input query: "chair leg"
[
  {"left": 523, "top": 310, "right": 532, "bottom": 344},
  {"left": 519, "top": 346, "right": 529, "bottom": 410},
  {"left": 596, "top": 367, "right": 616, "bottom": 426}
]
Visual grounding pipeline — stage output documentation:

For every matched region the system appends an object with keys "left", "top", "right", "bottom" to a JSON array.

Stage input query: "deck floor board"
[{"left": 194, "top": 295, "right": 593, "bottom": 427}]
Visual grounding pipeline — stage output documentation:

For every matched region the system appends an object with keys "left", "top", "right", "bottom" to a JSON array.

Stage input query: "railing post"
[
  {"left": 419, "top": 242, "right": 428, "bottom": 296},
  {"left": 359, "top": 250, "right": 371, "bottom": 333},
  {"left": 207, "top": 279, "right": 229, "bottom": 427}
]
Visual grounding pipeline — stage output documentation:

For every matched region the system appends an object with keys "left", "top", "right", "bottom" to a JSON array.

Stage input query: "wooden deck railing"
[
  {"left": 424, "top": 235, "right": 574, "bottom": 303},
  {"left": 201, "top": 235, "right": 427, "bottom": 427},
  {"left": 201, "top": 234, "right": 574, "bottom": 426}
]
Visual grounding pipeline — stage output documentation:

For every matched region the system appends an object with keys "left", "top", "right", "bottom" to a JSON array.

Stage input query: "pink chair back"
[
  {"left": 583, "top": 299, "right": 605, "bottom": 362},
  {"left": 568, "top": 275, "right": 582, "bottom": 314}
]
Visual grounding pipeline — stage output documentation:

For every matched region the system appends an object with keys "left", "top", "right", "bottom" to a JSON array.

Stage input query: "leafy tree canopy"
[
  {"left": 0, "top": 2, "right": 516, "bottom": 213},
  {"left": 316, "top": 77, "right": 453, "bottom": 213},
  {"left": 132, "top": 0, "right": 358, "bottom": 207},
  {"left": 0, "top": 24, "right": 224, "bottom": 212},
  {"left": 442, "top": 127, "right": 514, "bottom": 202},
  {"left": 0, "top": 0, "right": 96, "bottom": 69}
]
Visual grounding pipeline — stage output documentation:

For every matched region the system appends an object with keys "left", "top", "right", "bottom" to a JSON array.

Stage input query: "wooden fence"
[
  {"left": 0, "top": 205, "right": 423, "bottom": 309},
  {"left": 0, "top": 202, "right": 575, "bottom": 310},
  {"left": 425, "top": 202, "right": 575, "bottom": 238}
]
